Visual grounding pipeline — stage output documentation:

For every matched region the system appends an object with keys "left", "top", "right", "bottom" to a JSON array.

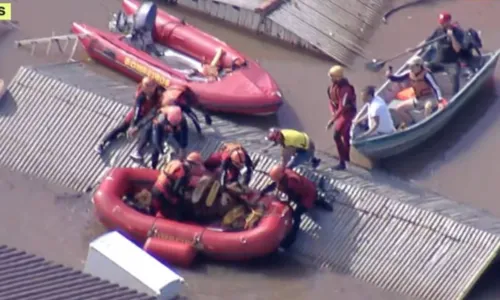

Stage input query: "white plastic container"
[{"left": 84, "top": 231, "right": 185, "bottom": 299}]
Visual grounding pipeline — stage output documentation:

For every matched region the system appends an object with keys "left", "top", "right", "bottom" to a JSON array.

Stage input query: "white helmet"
[{"left": 408, "top": 56, "right": 424, "bottom": 67}]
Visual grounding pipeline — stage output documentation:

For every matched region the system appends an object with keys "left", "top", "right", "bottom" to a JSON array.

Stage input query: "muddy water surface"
[{"left": 0, "top": 0, "right": 499, "bottom": 299}]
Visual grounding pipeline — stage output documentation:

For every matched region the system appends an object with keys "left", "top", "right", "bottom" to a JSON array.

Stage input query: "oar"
[{"left": 365, "top": 34, "right": 447, "bottom": 72}]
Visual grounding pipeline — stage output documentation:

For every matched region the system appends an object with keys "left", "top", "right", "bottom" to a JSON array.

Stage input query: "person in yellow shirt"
[{"left": 263, "top": 127, "right": 321, "bottom": 169}]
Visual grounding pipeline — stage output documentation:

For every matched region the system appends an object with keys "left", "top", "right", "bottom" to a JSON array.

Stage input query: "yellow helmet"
[{"left": 328, "top": 65, "right": 344, "bottom": 78}]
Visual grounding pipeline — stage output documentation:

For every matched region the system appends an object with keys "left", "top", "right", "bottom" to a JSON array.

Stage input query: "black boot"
[
  {"left": 311, "top": 157, "right": 321, "bottom": 169},
  {"left": 314, "top": 199, "right": 333, "bottom": 212},
  {"left": 333, "top": 161, "right": 346, "bottom": 170}
]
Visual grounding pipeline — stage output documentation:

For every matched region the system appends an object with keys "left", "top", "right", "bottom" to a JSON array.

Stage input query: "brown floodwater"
[{"left": 0, "top": 0, "right": 499, "bottom": 299}]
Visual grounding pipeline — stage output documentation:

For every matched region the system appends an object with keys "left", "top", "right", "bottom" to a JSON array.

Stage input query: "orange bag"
[{"left": 396, "top": 87, "right": 416, "bottom": 101}]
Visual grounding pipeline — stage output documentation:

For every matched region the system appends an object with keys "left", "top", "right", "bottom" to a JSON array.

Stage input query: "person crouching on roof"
[
  {"left": 263, "top": 128, "right": 321, "bottom": 170},
  {"left": 95, "top": 76, "right": 161, "bottom": 155},
  {"left": 261, "top": 164, "right": 332, "bottom": 248},
  {"left": 130, "top": 106, "right": 189, "bottom": 169},
  {"left": 160, "top": 84, "right": 213, "bottom": 136}
]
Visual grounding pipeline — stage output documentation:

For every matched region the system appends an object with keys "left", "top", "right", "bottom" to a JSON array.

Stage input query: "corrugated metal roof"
[
  {"left": 265, "top": 0, "right": 387, "bottom": 64},
  {"left": 0, "top": 65, "right": 138, "bottom": 191},
  {"left": 3, "top": 62, "right": 500, "bottom": 299},
  {"left": 0, "top": 245, "right": 156, "bottom": 300},
  {"left": 176, "top": 0, "right": 387, "bottom": 64}
]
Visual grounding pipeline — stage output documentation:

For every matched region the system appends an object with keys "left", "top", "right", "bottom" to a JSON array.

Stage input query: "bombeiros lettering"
[{"left": 124, "top": 57, "right": 170, "bottom": 87}]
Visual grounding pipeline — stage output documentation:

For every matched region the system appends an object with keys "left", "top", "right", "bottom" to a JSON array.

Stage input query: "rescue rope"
[{"left": 382, "top": 0, "right": 429, "bottom": 24}]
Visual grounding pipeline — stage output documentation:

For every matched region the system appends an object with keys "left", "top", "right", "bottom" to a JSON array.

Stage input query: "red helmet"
[
  {"left": 166, "top": 106, "right": 183, "bottom": 126},
  {"left": 438, "top": 12, "right": 451, "bottom": 25},
  {"left": 266, "top": 127, "right": 282, "bottom": 142}
]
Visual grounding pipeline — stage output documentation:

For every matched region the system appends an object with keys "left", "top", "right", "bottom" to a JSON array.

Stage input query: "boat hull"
[
  {"left": 352, "top": 50, "right": 500, "bottom": 159},
  {"left": 71, "top": 0, "right": 283, "bottom": 116},
  {"left": 92, "top": 168, "right": 293, "bottom": 263}
]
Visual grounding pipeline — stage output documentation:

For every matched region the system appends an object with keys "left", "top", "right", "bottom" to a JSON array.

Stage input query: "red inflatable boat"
[
  {"left": 71, "top": 0, "right": 283, "bottom": 116},
  {"left": 92, "top": 167, "right": 293, "bottom": 267}
]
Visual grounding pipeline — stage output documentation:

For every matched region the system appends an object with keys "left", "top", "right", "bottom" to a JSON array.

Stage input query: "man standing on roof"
[
  {"left": 425, "top": 12, "right": 464, "bottom": 94},
  {"left": 325, "top": 65, "right": 356, "bottom": 171},
  {"left": 263, "top": 128, "right": 321, "bottom": 169}
]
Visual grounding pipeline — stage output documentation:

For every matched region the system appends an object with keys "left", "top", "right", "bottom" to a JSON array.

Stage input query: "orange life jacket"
[
  {"left": 153, "top": 172, "right": 178, "bottom": 204},
  {"left": 409, "top": 69, "right": 432, "bottom": 98},
  {"left": 153, "top": 161, "right": 191, "bottom": 204}
]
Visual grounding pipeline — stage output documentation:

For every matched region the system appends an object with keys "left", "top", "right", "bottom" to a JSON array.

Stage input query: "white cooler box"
[{"left": 84, "top": 231, "right": 185, "bottom": 299}]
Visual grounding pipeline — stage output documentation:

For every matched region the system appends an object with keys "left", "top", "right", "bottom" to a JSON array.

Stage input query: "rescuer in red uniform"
[
  {"left": 150, "top": 159, "right": 191, "bottom": 220},
  {"left": 203, "top": 142, "right": 254, "bottom": 189},
  {"left": 184, "top": 151, "right": 207, "bottom": 177},
  {"left": 325, "top": 65, "right": 356, "bottom": 171},
  {"left": 261, "top": 164, "right": 332, "bottom": 248},
  {"left": 160, "top": 84, "right": 213, "bottom": 135},
  {"left": 95, "top": 76, "right": 161, "bottom": 155},
  {"left": 130, "top": 105, "right": 189, "bottom": 169}
]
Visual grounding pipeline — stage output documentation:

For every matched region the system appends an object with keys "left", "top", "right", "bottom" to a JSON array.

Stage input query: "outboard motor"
[
  {"left": 130, "top": 2, "right": 160, "bottom": 55},
  {"left": 110, "top": 2, "right": 160, "bottom": 56},
  {"left": 133, "top": 1, "right": 157, "bottom": 36}
]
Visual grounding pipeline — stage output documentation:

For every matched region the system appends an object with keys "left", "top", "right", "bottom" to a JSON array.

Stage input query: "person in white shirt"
[{"left": 354, "top": 85, "right": 396, "bottom": 138}]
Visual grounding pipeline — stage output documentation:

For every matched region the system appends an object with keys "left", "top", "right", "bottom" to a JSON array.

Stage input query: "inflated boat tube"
[{"left": 143, "top": 237, "right": 197, "bottom": 268}]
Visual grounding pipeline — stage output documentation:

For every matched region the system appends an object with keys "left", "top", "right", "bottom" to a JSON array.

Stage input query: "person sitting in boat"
[
  {"left": 425, "top": 12, "right": 464, "bottom": 95},
  {"left": 204, "top": 142, "right": 254, "bottom": 189},
  {"left": 261, "top": 164, "right": 332, "bottom": 249},
  {"left": 150, "top": 159, "right": 192, "bottom": 220},
  {"left": 184, "top": 151, "right": 208, "bottom": 177},
  {"left": 130, "top": 105, "right": 189, "bottom": 169},
  {"left": 352, "top": 85, "right": 396, "bottom": 138},
  {"left": 95, "top": 77, "right": 161, "bottom": 155},
  {"left": 194, "top": 47, "right": 224, "bottom": 82},
  {"left": 263, "top": 128, "right": 321, "bottom": 169},
  {"left": 160, "top": 84, "right": 213, "bottom": 136},
  {"left": 386, "top": 56, "right": 447, "bottom": 127},
  {"left": 193, "top": 48, "right": 245, "bottom": 82}
]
